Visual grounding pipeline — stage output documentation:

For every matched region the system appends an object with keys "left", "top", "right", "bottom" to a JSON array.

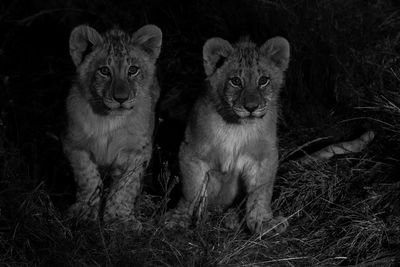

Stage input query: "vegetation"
[{"left": 0, "top": 0, "right": 399, "bottom": 266}]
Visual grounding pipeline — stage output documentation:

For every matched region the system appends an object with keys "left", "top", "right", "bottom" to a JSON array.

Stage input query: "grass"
[{"left": 1, "top": 0, "right": 400, "bottom": 266}]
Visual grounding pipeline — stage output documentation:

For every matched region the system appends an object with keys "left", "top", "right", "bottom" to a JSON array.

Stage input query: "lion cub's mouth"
[
  {"left": 233, "top": 106, "right": 267, "bottom": 119},
  {"left": 103, "top": 98, "right": 135, "bottom": 111}
]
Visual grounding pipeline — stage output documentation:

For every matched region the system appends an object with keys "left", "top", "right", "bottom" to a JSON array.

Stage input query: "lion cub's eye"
[
  {"left": 98, "top": 66, "right": 111, "bottom": 76},
  {"left": 229, "top": 77, "right": 242, "bottom": 87},
  {"left": 258, "top": 76, "right": 270, "bottom": 87},
  {"left": 128, "top": 66, "right": 140, "bottom": 77}
]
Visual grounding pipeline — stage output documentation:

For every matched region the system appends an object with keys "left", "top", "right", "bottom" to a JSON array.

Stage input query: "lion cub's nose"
[
  {"left": 113, "top": 95, "right": 129, "bottom": 104},
  {"left": 244, "top": 102, "right": 259, "bottom": 113}
]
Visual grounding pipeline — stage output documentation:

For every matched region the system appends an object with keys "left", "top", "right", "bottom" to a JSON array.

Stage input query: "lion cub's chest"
[
  {"left": 84, "top": 114, "right": 148, "bottom": 166},
  {"left": 210, "top": 122, "right": 265, "bottom": 174},
  {"left": 89, "top": 134, "right": 115, "bottom": 166}
]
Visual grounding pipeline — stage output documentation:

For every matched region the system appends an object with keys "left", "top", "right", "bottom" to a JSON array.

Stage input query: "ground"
[{"left": 0, "top": 0, "right": 400, "bottom": 266}]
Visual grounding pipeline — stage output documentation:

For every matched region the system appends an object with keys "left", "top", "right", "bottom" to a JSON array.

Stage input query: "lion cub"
[
  {"left": 166, "top": 36, "right": 290, "bottom": 234},
  {"left": 64, "top": 25, "right": 162, "bottom": 228}
]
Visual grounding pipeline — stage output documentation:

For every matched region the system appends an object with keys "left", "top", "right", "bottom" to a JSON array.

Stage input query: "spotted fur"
[
  {"left": 165, "top": 36, "right": 290, "bottom": 235},
  {"left": 64, "top": 25, "right": 162, "bottom": 229}
]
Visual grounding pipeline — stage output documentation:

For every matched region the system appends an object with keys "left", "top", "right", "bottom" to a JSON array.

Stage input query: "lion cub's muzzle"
[
  {"left": 103, "top": 91, "right": 136, "bottom": 110},
  {"left": 233, "top": 92, "right": 267, "bottom": 119},
  {"left": 234, "top": 106, "right": 267, "bottom": 119}
]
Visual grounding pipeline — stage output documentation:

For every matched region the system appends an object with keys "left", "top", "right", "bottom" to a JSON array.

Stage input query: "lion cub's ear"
[
  {"left": 261, "top": 37, "right": 290, "bottom": 71},
  {"left": 131, "top": 25, "right": 162, "bottom": 60},
  {"left": 203, "top": 37, "right": 234, "bottom": 76},
  {"left": 69, "top": 25, "right": 103, "bottom": 67}
]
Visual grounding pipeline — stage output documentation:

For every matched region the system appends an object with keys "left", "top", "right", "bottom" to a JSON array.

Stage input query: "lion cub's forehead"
[
  {"left": 232, "top": 40, "right": 261, "bottom": 69},
  {"left": 103, "top": 29, "right": 131, "bottom": 58}
]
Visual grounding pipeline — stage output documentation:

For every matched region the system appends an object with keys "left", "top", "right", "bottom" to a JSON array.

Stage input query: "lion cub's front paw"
[
  {"left": 163, "top": 210, "right": 192, "bottom": 229},
  {"left": 222, "top": 209, "right": 241, "bottom": 230},
  {"left": 247, "top": 213, "right": 288, "bottom": 235}
]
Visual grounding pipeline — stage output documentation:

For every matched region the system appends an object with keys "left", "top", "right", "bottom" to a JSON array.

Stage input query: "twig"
[
  {"left": 280, "top": 136, "right": 331, "bottom": 163},
  {"left": 298, "top": 131, "right": 375, "bottom": 164},
  {"left": 17, "top": 8, "right": 97, "bottom": 26}
]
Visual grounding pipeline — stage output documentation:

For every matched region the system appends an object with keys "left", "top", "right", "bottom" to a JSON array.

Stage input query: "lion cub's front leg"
[
  {"left": 103, "top": 151, "right": 148, "bottom": 230},
  {"left": 66, "top": 148, "right": 103, "bottom": 221},
  {"left": 164, "top": 148, "right": 211, "bottom": 228},
  {"left": 245, "top": 154, "right": 288, "bottom": 235}
]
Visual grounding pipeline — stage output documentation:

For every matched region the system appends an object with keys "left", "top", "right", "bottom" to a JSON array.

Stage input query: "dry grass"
[
  {"left": 1, "top": 148, "right": 399, "bottom": 266},
  {"left": 1, "top": 0, "right": 400, "bottom": 266}
]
